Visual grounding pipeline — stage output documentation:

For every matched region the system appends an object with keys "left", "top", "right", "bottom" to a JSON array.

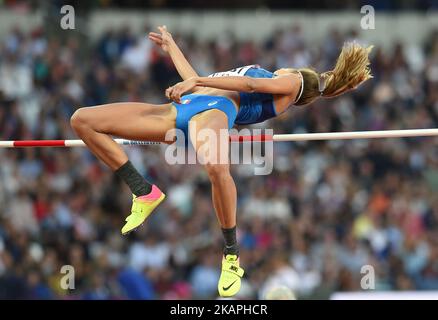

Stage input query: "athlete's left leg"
[
  {"left": 189, "top": 109, "right": 244, "bottom": 298},
  {"left": 70, "top": 102, "right": 175, "bottom": 234}
]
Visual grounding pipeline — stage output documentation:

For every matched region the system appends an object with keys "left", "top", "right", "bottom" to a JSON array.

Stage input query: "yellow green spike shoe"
[
  {"left": 121, "top": 185, "right": 165, "bottom": 235},
  {"left": 218, "top": 254, "right": 244, "bottom": 297}
]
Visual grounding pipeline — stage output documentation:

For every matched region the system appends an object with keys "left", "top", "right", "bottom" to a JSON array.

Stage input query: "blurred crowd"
[
  {"left": 0, "top": 20, "right": 438, "bottom": 300},
  {"left": 3, "top": 0, "right": 438, "bottom": 11}
]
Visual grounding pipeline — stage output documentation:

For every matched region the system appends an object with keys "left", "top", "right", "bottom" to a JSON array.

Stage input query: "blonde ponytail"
[
  {"left": 320, "top": 42, "right": 373, "bottom": 98},
  {"left": 293, "top": 42, "right": 373, "bottom": 106}
]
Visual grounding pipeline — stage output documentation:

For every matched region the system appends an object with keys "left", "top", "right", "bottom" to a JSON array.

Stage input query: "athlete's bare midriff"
[
  {"left": 163, "top": 88, "right": 241, "bottom": 124},
  {"left": 194, "top": 87, "right": 241, "bottom": 111}
]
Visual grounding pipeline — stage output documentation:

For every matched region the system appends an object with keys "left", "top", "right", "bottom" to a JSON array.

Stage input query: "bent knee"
[
  {"left": 70, "top": 108, "right": 92, "bottom": 131},
  {"left": 205, "top": 164, "right": 230, "bottom": 182}
]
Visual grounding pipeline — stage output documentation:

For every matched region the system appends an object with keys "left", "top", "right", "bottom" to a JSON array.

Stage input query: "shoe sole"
[{"left": 121, "top": 193, "right": 166, "bottom": 235}]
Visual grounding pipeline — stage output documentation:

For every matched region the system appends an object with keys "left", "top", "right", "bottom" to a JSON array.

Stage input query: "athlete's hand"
[
  {"left": 166, "top": 77, "right": 198, "bottom": 103},
  {"left": 148, "top": 25, "right": 174, "bottom": 53}
]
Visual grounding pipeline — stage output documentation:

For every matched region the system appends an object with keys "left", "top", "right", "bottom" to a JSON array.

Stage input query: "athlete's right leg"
[
  {"left": 70, "top": 102, "right": 176, "bottom": 170},
  {"left": 70, "top": 102, "right": 176, "bottom": 234},
  {"left": 189, "top": 109, "right": 244, "bottom": 298}
]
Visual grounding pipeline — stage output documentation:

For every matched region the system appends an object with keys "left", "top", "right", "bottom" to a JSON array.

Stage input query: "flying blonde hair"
[{"left": 294, "top": 42, "right": 373, "bottom": 106}]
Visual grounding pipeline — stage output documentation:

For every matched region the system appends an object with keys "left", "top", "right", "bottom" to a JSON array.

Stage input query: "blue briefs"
[{"left": 172, "top": 94, "right": 238, "bottom": 145}]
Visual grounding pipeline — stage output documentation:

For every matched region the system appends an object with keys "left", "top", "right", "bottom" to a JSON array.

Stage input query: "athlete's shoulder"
[
  {"left": 243, "top": 65, "right": 274, "bottom": 79},
  {"left": 208, "top": 65, "right": 259, "bottom": 78}
]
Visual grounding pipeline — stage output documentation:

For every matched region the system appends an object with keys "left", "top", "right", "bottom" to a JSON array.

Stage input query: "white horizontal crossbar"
[{"left": 0, "top": 129, "right": 437, "bottom": 148}]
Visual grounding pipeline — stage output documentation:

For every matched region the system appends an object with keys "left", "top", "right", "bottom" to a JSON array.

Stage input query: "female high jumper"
[{"left": 71, "top": 26, "right": 372, "bottom": 297}]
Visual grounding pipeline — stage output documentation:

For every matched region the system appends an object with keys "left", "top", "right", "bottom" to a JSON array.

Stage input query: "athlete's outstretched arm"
[
  {"left": 166, "top": 74, "right": 299, "bottom": 103},
  {"left": 149, "top": 26, "right": 199, "bottom": 81}
]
